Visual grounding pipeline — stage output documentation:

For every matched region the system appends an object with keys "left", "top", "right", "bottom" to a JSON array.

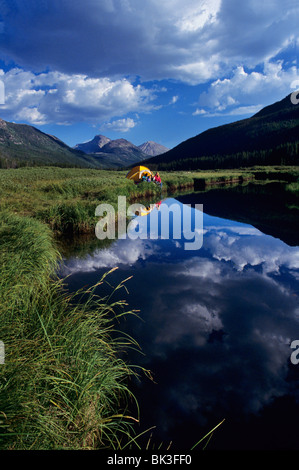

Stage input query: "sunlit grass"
[{"left": 1, "top": 165, "right": 297, "bottom": 235}]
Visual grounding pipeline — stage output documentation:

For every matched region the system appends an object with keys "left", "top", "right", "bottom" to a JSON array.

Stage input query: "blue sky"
[{"left": 0, "top": 0, "right": 298, "bottom": 149}]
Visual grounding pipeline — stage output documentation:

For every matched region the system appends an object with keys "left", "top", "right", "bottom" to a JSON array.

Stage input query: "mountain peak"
[
  {"left": 138, "top": 141, "right": 169, "bottom": 156},
  {"left": 100, "top": 138, "right": 142, "bottom": 152},
  {"left": 74, "top": 134, "right": 111, "bottom": 153},
  {"left": 73, "top": 134, "right": 148, "bottom": 168}
]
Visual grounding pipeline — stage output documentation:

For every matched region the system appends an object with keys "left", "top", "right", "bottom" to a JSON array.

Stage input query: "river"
[{"left": 59, "top": 182, "right": 299, "bottom": 450}]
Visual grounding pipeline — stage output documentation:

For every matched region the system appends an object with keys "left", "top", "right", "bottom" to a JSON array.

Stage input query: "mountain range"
[
  {"left": 0, "top": 93, "right": 297, "bottom": 170},
  {"left": 73, "top": 136, "right": 168, "bottom": 168},
  {"left": 144, "top": 93, "right": 299, "bottom": 170},
  {"left": 74, "top": 135, "right": 168, "bottom": 157},
  {"left": 0, "top": 120, "right": 168, "bottom": 169},
  {"left": 74, "top": 137, "right": 147, "bottom": 168}
]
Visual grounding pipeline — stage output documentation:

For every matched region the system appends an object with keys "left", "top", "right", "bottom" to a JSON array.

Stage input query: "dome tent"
[{"left": 126, "top": 165, "right": 153, "bottom": 183}]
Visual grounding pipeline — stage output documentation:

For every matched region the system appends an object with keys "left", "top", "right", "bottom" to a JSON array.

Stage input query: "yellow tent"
[{"left": 126, "top": 165, "right": 153, "bottom": 183}]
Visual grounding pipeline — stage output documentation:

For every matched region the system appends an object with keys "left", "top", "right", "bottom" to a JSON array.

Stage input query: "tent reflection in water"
[
  {"left": 126, "top": 165, "right": 154, "bottom": 183},
  {"left": 128, "top": 200, "right": 162, "bottom": 217},
  {"left": 129, "top": 204, "right": 154, "bottom": 217}
]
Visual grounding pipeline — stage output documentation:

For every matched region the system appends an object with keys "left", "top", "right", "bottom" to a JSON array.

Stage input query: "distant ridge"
[
  {"left": 73, "top": 135, "right": 148, "bottom": 168},
  {"left": 73, "top": 135, "right": 170, "bottom": 168},
  {"left": 143, "top": 94, "right": 299, "bottom": 170},
  {"left": 0, "top": 118, "right": 99, "bottom": 168}
]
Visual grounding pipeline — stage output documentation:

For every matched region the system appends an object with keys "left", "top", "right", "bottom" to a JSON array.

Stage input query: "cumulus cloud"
[
  {"left": 192, "top": 108, "right": 207, "bottom": 116},
  {"left": 0, "top": 68, "right": 157, "bottom": 125},
  {"left": 0, "top": 1, "right": 298, "bottom": 125},
  {"left": 100, "top": 117, "right": 137, "bottom": 132},
  {"left": 196, "top": 61, "right": 299, "bottom": 115}
]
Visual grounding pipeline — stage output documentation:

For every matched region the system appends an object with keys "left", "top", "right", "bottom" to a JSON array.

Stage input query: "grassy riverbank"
[
  {"left": 0, "top": 211, "right": 146, "bottom": 450},
  {"left": 3, "top": 165, "right": 295, "bottom": 235},
  {"left": 0, "top": 167, "right": 161, "bottom": 235},
  {"left": 1, "top": 165, "right": 298, "bottom": 235}
]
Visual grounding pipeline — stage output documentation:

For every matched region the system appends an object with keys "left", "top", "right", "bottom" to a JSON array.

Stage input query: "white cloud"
[
  {"left": 15, "top": 107, "right": 48, "bottom": 126},
  {"left": 0, "top": 68, "right": 157, "bottom": 125},
  {"left": 175, "top": 0, "right": 221, "bottom": 32},
  {"left": 170, "top": 96, "right": 179, "bottom": 104},
  {"left": 172, "top": 57, "right": 221, "bottom": 85},
  {"left": 192, "top": 108, "right": 206, "bottom": 116},
  {"left": 196, "top": 61, "right": 299, "bottom": 115},
  {"left": 100, "top": 117, "right": 137, "bottom": 132}
]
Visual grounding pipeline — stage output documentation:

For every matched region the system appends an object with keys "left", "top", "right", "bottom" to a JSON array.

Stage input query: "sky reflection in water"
[{"left": 61, "top": 198, "right": 299, "bottom": 450}]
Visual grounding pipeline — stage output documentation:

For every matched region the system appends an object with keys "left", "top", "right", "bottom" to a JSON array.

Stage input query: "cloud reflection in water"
[{"left": 61, "top": 201, "right": 299, "bottom": 448}]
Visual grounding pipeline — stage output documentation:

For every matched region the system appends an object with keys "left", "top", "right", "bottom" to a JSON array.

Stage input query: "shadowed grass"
[{"left": 286, "top": 181, "right": 299, "bottom": 196}]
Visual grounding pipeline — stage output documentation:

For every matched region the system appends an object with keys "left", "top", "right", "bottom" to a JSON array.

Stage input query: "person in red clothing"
[{"left": 154, "top": 172, "right": 161, "bottom": 184}]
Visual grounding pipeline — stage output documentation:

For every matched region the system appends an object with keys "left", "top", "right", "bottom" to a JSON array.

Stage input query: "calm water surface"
[{"left": 60, "top": 184, "right": 299, "bottom": 450}]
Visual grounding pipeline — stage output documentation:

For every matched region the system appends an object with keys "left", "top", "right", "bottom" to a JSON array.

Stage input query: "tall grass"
[
  {"left": 3, "top": 165, "right": 298, "bottom": 236},
  {"left": 286, "top": 181, "right": 299, "bottom": 195},
  {"left": 0, "top": 212, "right": 143, "bottom": 450}
]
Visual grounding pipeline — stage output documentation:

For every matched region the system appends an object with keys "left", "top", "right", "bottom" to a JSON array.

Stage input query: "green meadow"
[
  {"left": 0, "top": 166, "right": 264, "bottom": 234},
  {"left": 0, "top": 165, "right": 298, "bottom": 449}
]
